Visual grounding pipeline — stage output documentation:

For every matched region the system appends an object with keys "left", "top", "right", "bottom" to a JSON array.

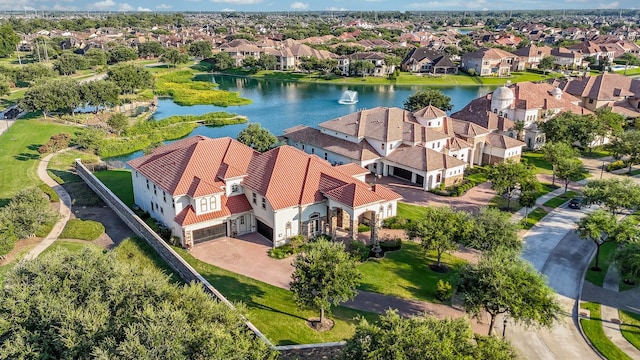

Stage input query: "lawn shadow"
[
  {"left": 14, "top": 152, "right": 40, "bottom": 161},
  {"left": 48, "top": 169, "right": 81, "bottom": 184}
]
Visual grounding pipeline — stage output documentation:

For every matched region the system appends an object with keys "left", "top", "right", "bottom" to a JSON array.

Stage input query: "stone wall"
[{"left": 75, "top": 159, "right": 346, "bottom": 359}]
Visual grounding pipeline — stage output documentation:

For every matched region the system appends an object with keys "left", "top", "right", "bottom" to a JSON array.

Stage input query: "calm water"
[{"left": 108, "top": 75, "right": 494, "bottom": 163}]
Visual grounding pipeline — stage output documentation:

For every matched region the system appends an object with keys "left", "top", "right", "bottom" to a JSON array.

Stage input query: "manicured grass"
[
  {"left": 581, "top": 146, "right": 613, "bottom": 159},
  {"left": 47, "top": 149, "right": 100, "bottom": 185},
  {"left": 622, "top": 168, "right": 640, "bottom": 176},
  {"left": 477, "top": 72, "right": 560, "bottom": 85},
  {"left": 520, "top": 207, "right": 549, "bottom": 230},
  {"left": 59, "top": 219, "right": 105, "bottom": 241},
  {"left": 173, "top": 247, "right": 379, "bottom": 345},
  {"left": 543, "top": 191, "right": 579, "bottom": 208},
  {"left": 585, "top": 241, "right": 618, "bottom": 287},
  {"left": 580, "top": 302, "right": 633, "bottom": 360},
  {"left": 40, "top": 240, "right": 95, "bottom": 256},
  {"left": 396, "top": 202, "right": 429, "bottom": 223},
  {"left": 357, "top": 241, "right": 465, "bottom": 303},
  {"left": 522, "top": 151, "right": 554, "bottom": 175},
  {"left": 94, "top": 170, "right": 134, "bottom": 208},
  {"left": 490, "top": 183, "right": 558, "bottom": 212},
  {"left": 0, "top": 119, "right": 73, "bottom": 206},
  {"left": 615, "top": 68, "right": 640, "bottom": 76},
  {"left": 114, "top": 237, "right": 183, "bottom": 283},
  {"left": 620, "top": 310, "right": 640, "bottom": 351},
  {"left": 38, "top": 183, "right": 60, "bottom": 202}
]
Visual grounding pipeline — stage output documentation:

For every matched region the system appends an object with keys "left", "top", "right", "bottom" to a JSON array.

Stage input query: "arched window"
[
  {"left": 309, "top": 212, "right": 320, "bottom": 235},
  {"left": 387, "top": 204, "right": 393, "bottom": 217},
  {"left": 209, "top": 196, "right": 217, "bottom": 210},
  {"left": 199, "top": 198, "right": 207, "bottom": 212}
]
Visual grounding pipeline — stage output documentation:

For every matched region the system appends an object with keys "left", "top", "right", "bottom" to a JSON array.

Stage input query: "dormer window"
[
  {"left": 209, "top": 196, "right": 217, "bottom": 210},
  {"left": 200, "top": 198, "right": 207, "bottom": 213},
  {"left": 231, "top": 184, "right": 239, "bottom": 193},
  {"left": 252, "top": 192, "right": 257, "bottom": 204},
  {"left": 262, "top": 198, "right": 266, "bottom": 210}
]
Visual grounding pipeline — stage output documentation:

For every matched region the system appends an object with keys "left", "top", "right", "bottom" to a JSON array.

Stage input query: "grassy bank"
[
  {"left": 97, "top": 112, "right": 245, "bottom": 158},
  {"left": 95, "top": 170, "right": 134, "bottom": 207},
  {"left": 520, "top": 207, "right": 549, "bottom": 230},
  {"left": 620, "top": 310, "right": 640, "bottom": 351},
  {"left": 580, "top": 302, "right": 633, "bottom": 360},
  {"left": 0, "top": 119, "right": 73, "bottom": 205},
  {"left": 154, "top": 69, "right": 251, "bottom": 106}
]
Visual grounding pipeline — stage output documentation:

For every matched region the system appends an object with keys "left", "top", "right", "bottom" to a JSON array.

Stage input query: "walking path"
[
  {"left": 24, "top": 150, "right": 73, "bottom": 260},
  {"left": 599, "top": 266, "right": 640, "bottom": 358}
]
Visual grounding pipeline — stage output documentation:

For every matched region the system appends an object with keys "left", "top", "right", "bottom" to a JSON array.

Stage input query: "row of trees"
[
  {"left": 540, "top": 108, "right": 626, "bottom": 150},
  {"left": 542, "top": 141, "right": 587, "bottom": 192}
]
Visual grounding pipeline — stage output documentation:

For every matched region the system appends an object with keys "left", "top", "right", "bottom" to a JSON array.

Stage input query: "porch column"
[
  {"left": 328, "top": 208, "right": 338, "bottom": 238},
  {"left": 371, "top": 214, "right": 379, "bottom": 244},
  {"left": 349, "top": 218, "right": 358, "bottom": 240},
  {"left": 382, "top": 163, "right": 389, "bottom": 176}
]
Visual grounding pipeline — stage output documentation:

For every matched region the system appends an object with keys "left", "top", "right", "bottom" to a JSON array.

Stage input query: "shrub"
[
  {"left": 382, "top": 216, "right": 407, "bottom": 229},
  {"left": 268, "top": 245, "right": 295, "bottom": 259},
  {"left": 606, "top": 160, "right": 626, "bottom": 172},
  {"left": 38, "top": 133, "right": 71, "bottom": 154},
  {"left": 436, "top": 279, "right": 453, "bottom": 301},
  {"left": 0, "top": 225, "right": 17, "bottom": 256},
  {"left": 349, "top": 240, "right": 370, "bottom": 262},
  {"left": 38, "top": 184, "right": 60, "bottom": 202},
  {"left": 358, "top": 224, "right": 371, "bottom": 233},
  {"left": 289, "top": 234, "right": 305, "bottom": 250},
  {"left": 379, "top": 238, "right": 402, "bottom": 251}
]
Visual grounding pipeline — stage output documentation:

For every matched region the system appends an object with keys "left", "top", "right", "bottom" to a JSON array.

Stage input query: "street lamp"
[
  {"left": 600, "top": 160, "right": 606, "bottom": 179},
  {"left": 503, "top": 316, "right": 508, "bottom": 338}
]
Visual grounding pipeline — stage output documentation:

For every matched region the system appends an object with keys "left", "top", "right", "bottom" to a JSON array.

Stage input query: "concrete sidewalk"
[
  {"left": 599, "top": 266, "right": 640, "bottom": 358},
  {"left": 511, "top": 180, "right": 586, "bottom": 224}
]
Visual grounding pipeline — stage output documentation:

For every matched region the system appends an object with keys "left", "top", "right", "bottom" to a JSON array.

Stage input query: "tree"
[
  {"left": 583, "top": 178, "right": 640, "bottom": 214},
  {"left": 458, "top": 253, "right": 561, "bottom": 336},
  {"left": 350, "top": 60, "right": 374, "bottom": 78},
  {"left": 80, "top": 80, "right": 121, "bottom": 111},
  {"left": 21, "top": 78, "right": 81, "bottom": 116},
  {"left": 403, "top": 89, "right": 453, "bottom": 112},
  {"left": 108, "top": 45, "right": 138, "bottom": 64},
  {"left": 289, "top": 239, "right": 361, "bottom": 326},
  {"left": 542, "top": 141, "right": 578, "bottom": 186},
  {"left": 538, "top": 56, "right": 554, "bottom": 74},
  {"left": 257, "top": 54, "right": 277, "bottom": 71},
  {"left": 106, "top": 63, "right": 154, "bottom": 94},
  {"left": 236, "top": 123, "right": 277, "bottom": 152},
  {"left": 0, "top": 246, "right": 277, "bottom": 359},
  {"left": 84, "top": 48, "right": 107, "bottom": 66},
  {"left": 511, "top": 120, "right": 525, "bottom": 141},
  {"left": 0, "top": 220, "right": 17, "bottom": 256},
  {"left": 16, "top": 63, "right": 55, "bottom": 84},
  {"left": 188, "top": 40, "right": 213, "bottom": 59},
  {"left": 610, "top": 216, "right": 640, "bottom": 244},
  {"left": 107, "top": 113, "right": 128, "bottom": 135},
  {"left": 137, "top": 41, "right": 164, "bottom": 59},
  {"left": 519, "top": 189, "right": 537, "bottom": 223},
  {"left": 613, "top": 242, "right": 640, "bottom": 284},
  {"left": 161, "top": 48, "right": 189, "bottom": 68},
  {"left": 464, "top": 207, "right": 521, "bottom": 254},
  {"left": 554, "top": 157, "right": 586, "bottom": 193},
  {"left": 405, "top": 206, "right": 471, "bottom": 270},
  {"left": 342, "top": 309, "right": 518, "bottom": 360},
  {"left": 0, "top": 187, "right": 59, "bottom": 239},
  {"left": 608, "top": 130, "right": 640, "bottom": 173},
  {"left": 74, "top": 127, "right": 106, "bottom": 153},
  {"left": 595, "top": 108, "right": 625, "bottom": 139},
  {"left": 0, "top": 74, "right": 10, "bottom": 97},
  {"left": 540, "top": 112, "right": 600, "bottom": 149},
  {"left": 576, "top": 209, "right": 617, "bottom": 271},
  {"left": 0, "top": 24, "right": 20, "bottom": 58},
  {"left": 211, "top": 51, "right": 234, "bottom": 71},
  {"left": 53, "top": 53, "right": 90, "bottom": 75},
  {"left": 488, "top": 160, "right": 538, "bottom": 211}
]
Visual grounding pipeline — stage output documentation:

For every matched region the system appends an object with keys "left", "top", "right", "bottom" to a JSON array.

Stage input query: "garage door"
[
  {"left": 392, "top": 166, "right": 413, "bottom": 181},
  {"left": 256, "top": 219, "right": 273, "bottom": 241},
  {"left": 192, "top": 223, "right": 227, "bottom": 244}
]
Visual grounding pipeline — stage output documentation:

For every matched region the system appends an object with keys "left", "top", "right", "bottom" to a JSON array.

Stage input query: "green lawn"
[
  {"left": 357, "top": 241, "right": 465, "bottom": 303},
  {"left": 59, "top": 219, "right": 105, "bottom": 241},
  {"left": 585, "top": 241, "right": 618, "bottom": 287},
  {"left": 615, "top": 68, "right": 640, "bottom": 76},
  {"left": 581, "top": 146, "right": 613, "bottom": 159},
  {"left": 522, "top": 151, "right": 554, "bottom": 175},
  {"left": 0, "top": 119, "right": 73, "bottom": 206},
  {"left": 477, "top": 72, "right": 560, "bottom": 85},
  {"left": 543, "top": 191, "right": 579, "bottom": 208},
  {"left": 396, "top": 202, "right": 429, "bottom": 223},
  {"left": 40, "top": 240, "right": 95, "bottom": 256},
  {"left": 520, "top": 207, "right": 549, "bottom": 230},
  {"left": 580, "top": 302, "right": 633, "bottom": 360},
  {"left": 94, "top": 169, "right": 134, "bottom": 207},
  {"left": 173, "top": 247, "right": 378, "bottom": 345},
  {"left": 47, "top": 149, "right": 100, "bottom": 184},
  {"left": 620, "top": 310, "right": 640, "bottom": 351}
]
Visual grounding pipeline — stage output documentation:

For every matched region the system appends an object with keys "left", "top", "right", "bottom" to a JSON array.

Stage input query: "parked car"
[{"left": 568, "top": 197, "right": 584, "bottom": 209}]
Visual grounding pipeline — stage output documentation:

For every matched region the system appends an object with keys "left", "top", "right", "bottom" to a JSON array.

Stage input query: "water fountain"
[{"left": 338, "top": 90, "right": 359, "bottom": 105}]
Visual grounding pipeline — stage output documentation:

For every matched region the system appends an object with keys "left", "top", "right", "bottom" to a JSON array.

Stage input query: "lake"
[{"left": 108, "top": 75, "right": 495, "bottom": 163}]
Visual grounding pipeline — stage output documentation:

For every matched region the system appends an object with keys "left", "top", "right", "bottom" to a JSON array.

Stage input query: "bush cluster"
[
  {"left": 38, "top": 133, "right": 71, "bottom": 154},
  {"left": 606, "top": 160, "right": 626, "bottom": 172},
  {"left": 382, "top": 216, "right": 407, "bottom": 229},
  {"left": 155, "top": 70, "right": 252, "bottom": 106},
  {"left": 268, "top": 235, "right": 306, "bottom": 259},
  {"left": 436, "top": 279, "right": 453, "bottom": 301}
]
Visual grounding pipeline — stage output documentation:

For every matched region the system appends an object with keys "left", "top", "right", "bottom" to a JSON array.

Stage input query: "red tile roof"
[
  {"left": 336, "top": 163, "right": 370, "bottom": 177},
  {"left": 128, "top": 136, "right": 257, "bottom": 196},
  {"left": 174, "top": 195, "right": 252, "bottom": 226}
]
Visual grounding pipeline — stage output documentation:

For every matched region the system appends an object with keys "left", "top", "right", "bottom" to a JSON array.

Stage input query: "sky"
[{"left": 4, "top": 0, "right": 636, "bottom": 13}]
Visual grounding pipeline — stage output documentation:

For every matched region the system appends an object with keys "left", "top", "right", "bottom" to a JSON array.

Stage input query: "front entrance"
[
  {"left": 192, "top": 223, "right": 227, "bottom": 244},
  {"left": 256, "top": 219, "right": 273, "bottom": 241}
]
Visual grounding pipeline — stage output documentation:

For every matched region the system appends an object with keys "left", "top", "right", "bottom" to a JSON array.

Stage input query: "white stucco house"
[{"left": 128, "top": 136, "right": 402, "bottom": 248}]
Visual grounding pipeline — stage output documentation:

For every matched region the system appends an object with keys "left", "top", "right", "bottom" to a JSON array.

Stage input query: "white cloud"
[
  {"left": 118, "top": 2, "right": 133, "bottom": 10},
  {"left": 92, "top": 0, "right": 115, "bottom": 8},
  {"left": 221, "top": 8, "right": 236, "bottom": 11},
  {"left": 599, "top": 1, "right": 619, "bottom": 8},
  {"left": 290, "top": 1, "right": 308, "bottom": 9},
  {"left": 156, "top": 3, "right": 172, "bottom": 9},
  {"left": 211, "top": 0, "right": 262, "bottom": 4},
  {"left": 326, "top": 6, "right": 347, "bottom": 10},
  {"left": 137, "top": 6, "right": 151, "bottom": 11}
]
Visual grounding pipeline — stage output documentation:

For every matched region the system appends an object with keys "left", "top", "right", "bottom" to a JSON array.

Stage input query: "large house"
[
  {"left": 400, "top": 47, "right": 458, "bottom": 74},
  {"left": 452, "top": 81, "right": 590, "bottom": 149},
  {"left": 128, "top": 136, "right": 401, "bottom": 248},
  {"left": 460, "top": 48, "right": 517, "bottom": 76},
  {"left": 282, "top": 106, "right": 525, "bottom": 191}
]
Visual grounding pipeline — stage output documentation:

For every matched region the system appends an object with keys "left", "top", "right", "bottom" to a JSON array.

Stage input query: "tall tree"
[
  {"left": 106, "top": 63, "right": 154, "bottom": 94},
  {"left": 52, "top": 53, "right": 90, "bottom": 75},
  {"left": 403, "top": 89, "right": 453, "bottom": 112},
  {"left": 21, "top": 78, "right": 81, "bottom": 116},
  {"left": 236, "top": 123, "right": 278, "bottom": 152},
  {"left": 542, "top": 141, "right": 578, "bottom": 186},
  {"left": 257, "top": 54, "right": 277, "bottom": 71},
  {"left": 290, "top": 239, "right": 361, "bottom": 326},
  {"left": 613, "top": 242, "right": 640, "bottom": 284},
  {"left": 538, "top": 56, "right": 554, "bottom": 74},
  {"left": 210, "top": 51, "right": 234, "bottom": 71},
  {"left": 161, "top": 48, "right": 189, "bottom": 68},
  {"left": 188, "top": 40, "right": 213, "bottom": 59},
  {"left": 80, "top": 80, "right": 121, "bottom": 111},
  {"left": 108, "top": 45, "right": 138, "bottom": 64},
  {"left": 84, "top": 48, "right": 107, "bottom": 66},
  {"left": 583, "top": 178, "right": 640, "bottom": 214},
  {"left": 554, "top": 157, "right": 586, "bottom": 193},
  {"left": 0, "top": 247, "right": 277, "bottom": 359},
  {"left": 464, "top": 207, "right": 521, "bottom": 254},
  {"left": 16, "top": 63, "right": 55, "bottom": 84},
  {"left": 488, "top": 160, "right": 538, "bottom": 211},
  {"left": 0, "top": 24, "right": 20, "bottom": 58},
  {"left": 0, "top": 74, "right": 10, "bottom": 97},
  {"left": 576, "top": 209, "right": 617, "bottom": 271},
  {"left": 137, "top": 41, "right": 165, "bottom": 58},
  {"left": 342, "top": 310, "right": 518, "bottom": 360},
  {"left": 608, "top": 130, "right": 640, "bottom": 173},
  {"left": 405, "top": 206, "right": 471, "bottom": 270},
  {"left": 0, "top": 187, "right": 59, "bottom": 239},
  {"left": 458, "top": 253, "right": 561, "bottom": 336}
]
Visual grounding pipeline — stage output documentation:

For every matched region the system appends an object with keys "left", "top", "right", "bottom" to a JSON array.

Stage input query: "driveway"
[
  {"left": 190, "top": 233, "right": 295, "bottom": 289},
  {"left": 506, "top": 204, "right": 599, "bottom": 359}
]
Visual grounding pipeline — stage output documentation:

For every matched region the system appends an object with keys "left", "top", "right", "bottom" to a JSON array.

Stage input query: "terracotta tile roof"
[
  {"left": 336, "top": 163, "right": 370, "bottom": 177},
  {"left": 174, "top": 195, "right": 252, "bottom": 226},
  {"left": 318, "top": 107, "right": 408, "bottom": 142},
  {"left": 372, "top": 184, "right": 403, "bottom": 201},
  {"left": 451, "top": 98, "right": 514, "bottom": 132},
  {"left": 402, "top": 122, "right": 451, "bottom": 144},
  {"left": 282, "top": 125, "right": 380, "bottom": 161},
  {"left": 384, "top": 145, "right": 467, "bottom": 171},
  {"left": 128, "top": 136, "right": 257, "bottom": 196},
  {"left": 323, "top": 183, "right": 387, "bottom": 208},
  {"left": 463, "top": 47, "right": 516, "bottom": 61},
  {"left": 445, "top": 137, "right": 472, "bottom": 151},
  {"left": 450, "top": 119, "right": 491, "bottom": 137},
  {"left": 486, "top": 133, "right": 526, "bottom": 149},
  {"left": 562, "top": 73, "right": 636, "bottom": 102},
  {"left": 243, "top": 145, "right": 396, "bottom": 210},
  {"left": 413, "top": 105, "right": 447, "bottom": 119}
]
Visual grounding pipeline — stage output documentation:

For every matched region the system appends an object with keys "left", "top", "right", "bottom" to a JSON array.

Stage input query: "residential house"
[
  {"left": 128, "top": 136, "right": 401, "bottom": 248},
  {"left": 339, "top": 52, "right": 394, "bottom": 77},
  {"left": 550, "top": 47, "right": 584, "bottom": 68},
  {"left": 460, "top": 48, "right": 517, "bottom": 76},
  {"left": 401, "top": 47, "right": 458, "bottom": 74},
  {"left": 512, "top": 45, "right": 552, "bottom": 70},
  {"left": 556, "top": 73, "right": 640, "bottom": 117}
]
